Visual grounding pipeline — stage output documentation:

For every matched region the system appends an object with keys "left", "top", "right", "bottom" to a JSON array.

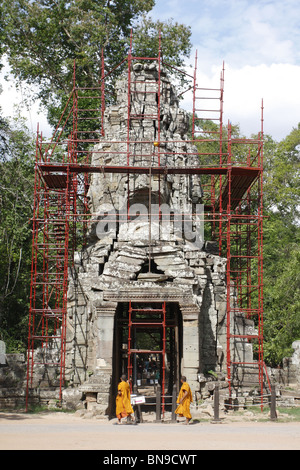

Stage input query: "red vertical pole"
[
  {"left": 127, "top": 30, "right": 133, "bottom": 220},
  {"left": 71, "top": 66, "right": 78, "bottom": 268},
  {"left": 162, "top": 302, "right": 166, "bottom": 417},
  {"left": 59, "top": 157, "right": 71, "bottom": 401},
  {"left": 226, "top": 121, "right": 232, "bottom": 400},
  {"left": 101, "top": 48, "right": 105, "bottom": 137},
  {"left": 211, "top": 175, "right": 216, "bottom": 238},
  {"left": 157, "top": 31, "right": 161, "bottom": 166},
  {"left": 219, "top": 63, "right": 225, "bottom": 256},
  {"left": 157, "top": 31, "right": 162, "bottom": 221},
  {"left": 219, "top": 62, "right": 225, "bottom": 166},
  {"left": 26, "top": 127, "right": 41, "bottom": 411},
  {"left": 54, "top": 193, "right": 62, "bottom": 337},
  {"left": 258, "top": 99, "right": 265, "bottom": 409},
  {"left": 42, "top": 167, "right": 50, "bottom": 349},
  {"left": 192, "top": 50, "right": 198, "bottom": 140},
  {"left": 73, "top": 60, "right": 77, "bottom": 161},
  {"left": 128, "top": 301, "right": 133, "bottom": 389},
  {"left": 246, "top": 189, "right": 252, "bottom": 319}
]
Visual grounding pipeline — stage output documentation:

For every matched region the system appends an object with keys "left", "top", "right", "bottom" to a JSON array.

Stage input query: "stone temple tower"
[{"left": 65, "top": 62, "right": 256, "bottom": 416}]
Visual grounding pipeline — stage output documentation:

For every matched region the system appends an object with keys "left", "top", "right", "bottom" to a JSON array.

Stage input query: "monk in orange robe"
[
  {"left": 115, "top": 375, "right": 135, "bottom": 424},
  {"left": 175, "top": 376, "right": 193, "bottom": 424}
]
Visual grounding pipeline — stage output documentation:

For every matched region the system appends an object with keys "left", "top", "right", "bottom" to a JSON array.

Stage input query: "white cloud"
[
  {"left": 2, "top": 54, "right": 299, "bottom": 142},
  {"left": 224, "top": 63, "right": 300, "bottom": 139},
  {"left": 180, "top": 61, "right": 300, "bottom": 141},
  {"left": 0, "top": 60, "right": 53, "bottom": 138},
  {"left": 152, "top": 0, "right": 300, "bottom": 67},
  {"left": 151, "top": 0, "right": 300, "bottom": 140},
  {"left": 185, "top": 1, "right": 299, "bottom": 69}
]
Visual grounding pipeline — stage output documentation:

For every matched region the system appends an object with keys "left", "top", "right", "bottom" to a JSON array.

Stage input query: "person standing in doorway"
[
  {"left": 175, "top": 376, "right": 193, "bottom": 425},
  {"left": 115, "top": 375, "right": 136, "bottom": 424}
]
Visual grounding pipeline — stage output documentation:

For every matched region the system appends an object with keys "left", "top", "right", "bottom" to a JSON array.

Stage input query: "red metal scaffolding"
[{"left": 25, "top": 35, "right": 269, "bottom": 411}]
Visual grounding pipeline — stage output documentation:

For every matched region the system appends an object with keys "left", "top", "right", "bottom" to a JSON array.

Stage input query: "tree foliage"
[
  {"left": 1, "top": 0, "right": 192, "bottom": 126},
  {"left": 263, "top": 214, "right": 300, "bottom": 365},
  {"left": 263, "top": 124, "right": 300, "bottom": 222},
  {"left": 261, "top": 126, "right": 300, "bottom": 365},
  {"left": 0, "top": 115, "right": 35, "bottom": 352}
]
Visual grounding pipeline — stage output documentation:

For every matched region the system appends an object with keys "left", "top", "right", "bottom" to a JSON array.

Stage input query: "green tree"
[
  {"left": 132, "top": 15, "right": 192, "bottom": 73},
  {"left": 263, "top": 214, "right": 300, "bottom": 365},
  {"left": 261, "top": 125, "right": 300, "bottom": 365},
  {"left": 193, "top": 121, "right": 300, "bottom": 366},
  {"left": 263, "top": 124, "right": 300, "bottom": 222},
  {"left": 0, "top": 115, "right": 35, "bottom": 352},
  {"left": 1, "top": 0, "right": 192, "bottom": 127}
]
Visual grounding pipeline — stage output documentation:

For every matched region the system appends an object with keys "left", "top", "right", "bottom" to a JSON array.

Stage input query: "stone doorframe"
[{"left": 95, "top": 287, "right": 201, "bottom": 393}]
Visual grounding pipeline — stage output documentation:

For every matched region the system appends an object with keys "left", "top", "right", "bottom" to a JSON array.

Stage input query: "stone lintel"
[{"left": 103, "top": 287, "right": 190, "bottom": 304}]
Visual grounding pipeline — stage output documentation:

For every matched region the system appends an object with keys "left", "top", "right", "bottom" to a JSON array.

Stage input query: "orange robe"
[
  {"left": 116, "top": 380, "right": 134, "bottom": 419},
  {"left": 175, "top": 381, "right": 193, "bottom": 419}
]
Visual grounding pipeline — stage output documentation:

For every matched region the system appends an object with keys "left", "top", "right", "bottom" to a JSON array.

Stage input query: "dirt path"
[{"left": 1, "top": 411, "right": 300, "bottom": 451}]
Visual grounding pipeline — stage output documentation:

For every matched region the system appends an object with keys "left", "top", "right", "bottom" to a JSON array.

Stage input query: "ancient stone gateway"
[{"left": 63, "top": 61, "right": 258, "bottom": 416}]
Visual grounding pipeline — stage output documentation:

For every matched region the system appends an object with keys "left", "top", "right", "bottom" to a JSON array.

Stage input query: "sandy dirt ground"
[{"left": 0, "top": 411, "right": 300, "bottom": 451}]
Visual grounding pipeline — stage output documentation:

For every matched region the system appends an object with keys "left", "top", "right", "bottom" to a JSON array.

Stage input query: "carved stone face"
[{"left": 87, "top": 62, "right": 202, "bottom": 226}]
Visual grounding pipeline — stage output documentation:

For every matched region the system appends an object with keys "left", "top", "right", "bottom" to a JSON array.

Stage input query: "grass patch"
[
  {"left": 224, "top": 405, "right": 300, "bottom": 422},
  {"left": 24, "top": 404, "right": 75, "bottom": 414},
  {"left": 248, "top": 406, "right": 300, "bottom": 422},
  {"left": 277, "top": 407, "right": 300, "bottom": 421}
]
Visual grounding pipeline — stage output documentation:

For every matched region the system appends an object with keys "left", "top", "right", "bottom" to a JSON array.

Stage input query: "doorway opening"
[{"left": 113, "top": 301, "right": 182, "bottom": 412}]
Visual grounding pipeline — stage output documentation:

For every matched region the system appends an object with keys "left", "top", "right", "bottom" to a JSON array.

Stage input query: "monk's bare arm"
[{"left": 179, "top": 390, "right": 188, "bottom": 404}]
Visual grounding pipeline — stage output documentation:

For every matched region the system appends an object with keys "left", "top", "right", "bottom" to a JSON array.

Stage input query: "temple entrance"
[{"left": 112, "top": 301, "right": 182, "bottom": 411}]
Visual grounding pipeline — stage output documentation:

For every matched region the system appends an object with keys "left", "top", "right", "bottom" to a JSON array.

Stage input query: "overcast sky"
[
  {"left": 1, "top": 0, "right": 300, "bottom": 141},
  {"left": 151, "top": 0, "right": 300, "bottom": 141}
]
